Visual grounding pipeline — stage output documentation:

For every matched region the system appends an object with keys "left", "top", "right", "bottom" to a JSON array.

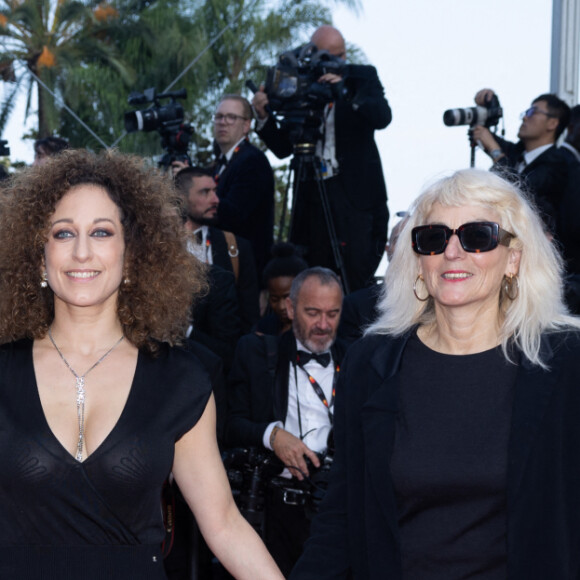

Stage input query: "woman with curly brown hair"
[{"left": 0, "top": 149, "right": 283, "bottom": 580}]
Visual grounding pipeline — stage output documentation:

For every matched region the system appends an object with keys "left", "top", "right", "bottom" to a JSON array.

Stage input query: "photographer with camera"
[
  {"left": 252, "top": 26, "right": 392, "bottom": 293},
  {"left": 472, "top": 89, "right": 570, "bottom": 234},
  {"left": 226, "top": 267, "right": 346, "bottom": 577}
]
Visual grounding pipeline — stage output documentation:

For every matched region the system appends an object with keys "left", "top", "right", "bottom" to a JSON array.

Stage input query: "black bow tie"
[{"left": 297, "top": 350, "right": 331, "bottom": 368}]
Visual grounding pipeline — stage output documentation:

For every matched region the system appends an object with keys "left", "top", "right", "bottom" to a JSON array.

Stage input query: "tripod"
[{"left": 278, "top": 142, "right": 350, "bottom": 294}]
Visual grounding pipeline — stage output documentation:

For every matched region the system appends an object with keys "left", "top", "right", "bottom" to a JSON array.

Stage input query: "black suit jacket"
[
  {"left": 226, "top": 330, "right": 346, "bottom": 449},
  {"left": 556, "top": 148, "right": 580, "bottom": 274},
  {"left": 337, "top": 283, "right": 382, "bottom": 345},
  {"left": 215, "top": 140, "right": 275, "bottom": 277},
  {"left": 208, "top": 226, "right": 260, "bottom": 333},
  {"left": 189, "top": 264, "right": 240, "bottom": 373},
  {"left": 493, "top": 139, "right": 568, "bottom": 232},
  {"left": 290, "top": 330, "right": 580, "bottom": 580}
]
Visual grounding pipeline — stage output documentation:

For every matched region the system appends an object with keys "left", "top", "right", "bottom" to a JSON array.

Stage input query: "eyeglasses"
[
  {"left": 213, "top": 113, "right": 248, "bottom": 125},
  {"left": 520, "top": 106, "right": 556, "bottom": 120},
  {"left": 411, "top": 222, "right": 514, "bottom": 255}
]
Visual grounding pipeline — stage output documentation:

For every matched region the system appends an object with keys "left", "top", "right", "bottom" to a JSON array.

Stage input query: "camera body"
[
  {"left": 223, "top": 446, "right": 334, "bottom": 534},
  {"left": 265, "top": 42, "right": 346, "bottom": 112},
  {"left": 124, "top": 87, "right": 193, "bottom": 168},
  {"left": 263, "top": 43, "right": 347, "bottom": 146},
  {"left": 443, "top": 95, "right": 503, "bottom": 128}
]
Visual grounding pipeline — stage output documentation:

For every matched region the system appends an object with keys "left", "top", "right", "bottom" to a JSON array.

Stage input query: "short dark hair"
[
  {"left": 568, "top": 104, "right": 580, "bottom": 129},
  {"left": 289, "top": 267, "right": 342, "bottom": 309},
  {"left": 34, "top": 136, "right": 69, "bottom": 157},
  {"left": 174, "top": 166, "right": 214, "bottom": 196},
  {"left": 532, "top": 94, "right": 571, "bottom": 139},
  {"left": 219, "top": 95, "right": 253, "bottom": 120},
  {"left": 262, "top": 243, "right": 308, "bottom": 286}
]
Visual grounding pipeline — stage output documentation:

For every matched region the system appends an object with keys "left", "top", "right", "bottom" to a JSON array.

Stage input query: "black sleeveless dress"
[{"left": 0, "top": 339, "right": 213, "bottom": 579}]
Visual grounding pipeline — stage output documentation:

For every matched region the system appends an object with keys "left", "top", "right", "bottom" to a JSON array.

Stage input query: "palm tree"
[{"left": 0, "top": 0, "right": 133, "bottom": 137}]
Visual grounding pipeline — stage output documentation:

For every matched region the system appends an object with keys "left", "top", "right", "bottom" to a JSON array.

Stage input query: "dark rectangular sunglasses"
[{"left": 411, "top": 222, "right": 514, "bottom": 255}]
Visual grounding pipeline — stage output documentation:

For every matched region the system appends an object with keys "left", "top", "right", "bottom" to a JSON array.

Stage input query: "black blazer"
[
  {"left": 493, "top": 139, "right": 568, "bottom": 232},
  {"left": 290, "top": 330, "right": 580, "bottom": 580},
  {"left": 556, "top": 153, "right": 580, "bottom": 275},
  {"left": 226, "top": 331, "right": 346, "bottom": 449},
  {"left": 189, "top": 264, "right": 241, "bottom": 373},
  {"left": 208, "top": 226, "right": 260, "bottom": 333},
  {"left": 215, "top": 140, "right": 275, "bottom": 276}
]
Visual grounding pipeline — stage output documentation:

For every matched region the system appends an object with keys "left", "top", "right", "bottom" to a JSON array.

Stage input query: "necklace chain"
[{"left": 48, "top": 327, "right": 125, "bottom": 462}]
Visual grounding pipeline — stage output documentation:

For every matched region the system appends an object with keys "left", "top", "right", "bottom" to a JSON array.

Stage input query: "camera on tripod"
[
  {"left": 124, "top": 87, "right": 193, "bottom": 169},
  {"left": 443, "top": 95, "right": 503, "bottom": 128},
  {"left": 265, "top": 42, "right": 346, "bottom": 113},
  {"left": 261, "top": 42, "right": 348, "bottom": 148}
]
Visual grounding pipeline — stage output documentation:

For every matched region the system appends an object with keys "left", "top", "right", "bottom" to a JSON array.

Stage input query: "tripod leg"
[{"left": 311, "top": 163, "right": 350, "bottom": 294}]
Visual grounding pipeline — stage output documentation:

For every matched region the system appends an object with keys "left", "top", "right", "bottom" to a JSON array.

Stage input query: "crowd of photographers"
[{"left": 6, "top": 23, "right": 580, "bottom": 580}]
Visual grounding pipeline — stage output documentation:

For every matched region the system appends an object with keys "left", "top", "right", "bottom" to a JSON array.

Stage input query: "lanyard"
[{"left": 293, "top": 356, "right": 340, "bottom": 440}]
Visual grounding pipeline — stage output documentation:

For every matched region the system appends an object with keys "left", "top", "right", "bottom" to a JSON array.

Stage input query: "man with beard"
[
  {"left": 174, "top": 166, "right": 260, "bottom": 333},
  {"left": 226, "top": 267, "right": 345, "bottom": 576}
]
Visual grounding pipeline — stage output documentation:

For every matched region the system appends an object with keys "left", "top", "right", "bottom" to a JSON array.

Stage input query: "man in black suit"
[
  {"left": 226, "top": 267, "right": 345, "bottom": 576},
  {"left": 252, "top": 25, "right": 392, "bottom": 293},
  {"left": 472, "top": 90, "right": 570, "bottom": 233},
  {"left": 175, "top": 166, "right": 260, "bottom": 333},
  {"left": 213, "top": 95, "right": 275, "bottom": 277},
  {"left": 558, "top": 105, "right": 580, "bottom": 276}
]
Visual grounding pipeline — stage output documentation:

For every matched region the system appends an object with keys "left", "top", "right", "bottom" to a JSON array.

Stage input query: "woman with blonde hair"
[{"left": 291, "top": 169, "right": 580, "bottom": 579}]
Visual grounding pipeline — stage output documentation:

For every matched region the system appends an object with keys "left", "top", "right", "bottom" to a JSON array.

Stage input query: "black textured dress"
[{"left": 0, "top": 339, "right": 212, "bottom": 580}]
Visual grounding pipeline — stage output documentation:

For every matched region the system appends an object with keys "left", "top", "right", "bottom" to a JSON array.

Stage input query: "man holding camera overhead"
[
  {"left": 472, "top": 89, "right": 570, "bottom": 234},
  {"left": 252, "top": 26, "right": 392, "bottom": 293}
]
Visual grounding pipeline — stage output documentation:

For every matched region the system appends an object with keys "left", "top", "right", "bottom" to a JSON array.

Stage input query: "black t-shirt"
[{"left": 390, "top": 332, "right": 518, "bottom": 579}]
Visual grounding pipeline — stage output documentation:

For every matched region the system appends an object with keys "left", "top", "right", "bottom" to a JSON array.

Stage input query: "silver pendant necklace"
[{"left": 48, "top": 327, "right": 125, "bottom": 462}]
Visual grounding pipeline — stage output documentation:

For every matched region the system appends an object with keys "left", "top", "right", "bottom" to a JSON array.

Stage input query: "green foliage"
[{"left": 0, "top": 0, "right": 361, "bottom": 162}]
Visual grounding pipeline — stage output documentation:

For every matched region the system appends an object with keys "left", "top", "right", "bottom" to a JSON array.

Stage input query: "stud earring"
[{"left": 40, "top": 271, "right": 48, "bottom": 288}]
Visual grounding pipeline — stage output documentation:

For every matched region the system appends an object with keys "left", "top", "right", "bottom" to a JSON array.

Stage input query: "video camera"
[
  {"left": 261, "top": 42, "right": 348, "bottom": 147},
  {"left": 124, "top": 87, "right": 193, "bottom": 169},
  {"left": 443, "top": 95, "right": 503, "bottom": 128}
]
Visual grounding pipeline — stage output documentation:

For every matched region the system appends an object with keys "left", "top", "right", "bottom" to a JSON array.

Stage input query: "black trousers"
[
  {"left": 290, "top": 174, "right": 387, "bottom": 293},
  {"left": 264, "top": 487, "right": 312, "bottom": 578}
]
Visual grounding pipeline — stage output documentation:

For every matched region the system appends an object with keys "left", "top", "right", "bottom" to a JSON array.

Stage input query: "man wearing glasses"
[
  {"left": 213, "top": 95, "right": 275, "bottom": 277},
  {"left": 472, "top": 90, "right": 570, "bottom": 234}
]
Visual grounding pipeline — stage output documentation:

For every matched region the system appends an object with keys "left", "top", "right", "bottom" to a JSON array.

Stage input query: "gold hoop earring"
[
  {"left": 503, "top": 273, "right": 519, "bottom": 300},
  {"left": 413, "top": 274, "right": 430, "bottom": 302},
  {"left": 40, "top": 271, "right": 48, "bottom": 288}
]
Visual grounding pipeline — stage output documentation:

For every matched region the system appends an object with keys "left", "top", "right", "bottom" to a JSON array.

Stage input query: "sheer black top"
[{"left": 0, "top": 339, "right": 212, "bottom": 579}]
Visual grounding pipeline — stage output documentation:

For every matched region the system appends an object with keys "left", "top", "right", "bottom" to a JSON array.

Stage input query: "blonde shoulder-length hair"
[{"left": 367, "top": 168, "right": 580, "bottom": 368}]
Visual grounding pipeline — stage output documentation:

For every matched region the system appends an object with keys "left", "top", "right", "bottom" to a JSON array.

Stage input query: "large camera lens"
[
  {"left": 124, "top": 109, "right": 158, "bottom": 133},
  {"left": 443, "top": 106, "right": 487, "bottom": 127}
]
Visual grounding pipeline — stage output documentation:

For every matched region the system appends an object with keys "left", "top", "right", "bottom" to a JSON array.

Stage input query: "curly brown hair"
[{"left": 0, "top": 148, "right": 207, "bottom": 353}]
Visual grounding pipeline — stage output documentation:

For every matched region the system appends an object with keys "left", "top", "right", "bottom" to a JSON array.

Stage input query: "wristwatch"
[{"left": 489, "top": 148, "right": 504, "bottom": 161}]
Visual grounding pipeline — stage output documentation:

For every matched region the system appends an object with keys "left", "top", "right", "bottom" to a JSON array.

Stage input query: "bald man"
[{"left": 253, "top": 25, "right": 392, "bottom": 293}]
